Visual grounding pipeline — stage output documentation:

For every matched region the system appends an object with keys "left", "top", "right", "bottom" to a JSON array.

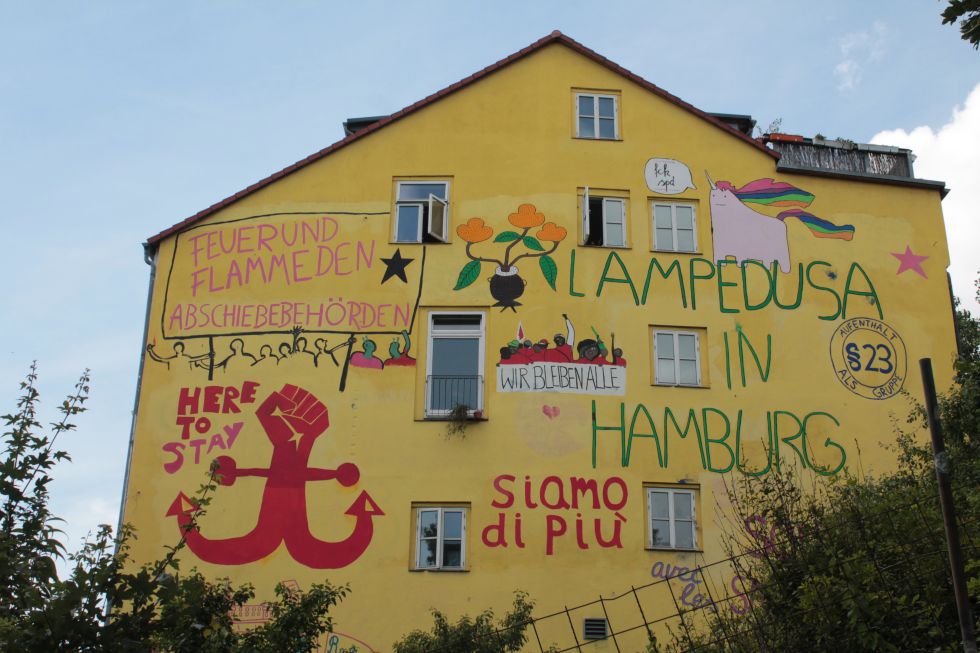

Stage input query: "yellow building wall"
[{"left": 122, "top": 42, "right": 956, "bottom": 652}]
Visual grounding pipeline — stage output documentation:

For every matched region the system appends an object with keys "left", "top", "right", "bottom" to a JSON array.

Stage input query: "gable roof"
[{"left": 146, "top": 30, "right": 777, "bottom": 246}]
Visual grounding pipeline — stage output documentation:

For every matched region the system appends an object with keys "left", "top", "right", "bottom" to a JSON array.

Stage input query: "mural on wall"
[
  {"left": 829, "top": 317, "right": 907, "bottom": 400},
  {"left": 568, "top": 250, "right": 883, "bottom": 321},
  {"left": 151, "top": 211, "right": 424, "bottom": 387},
  {"left": 891, "top": 245, "right": 929, "bottom": 278},
  {"left": 496, "top": 314, "right": 626, "bottom": 395},
  {"left": 145, "top": 340, "right": 213, "bottom": 370},
  {"left": 454, "top": 204, "right": 567, "bottom": 311},
  {"left": 481, "top": 474, "right": 628, "bottom": 554},
  {"left": 590, "top": 400, "right": 845, "bottom": 477},
  {"left": 644, "top": 157, "right": 697, "bottom": 195},
  {"left": 349, "top": 331, "right": 415, "bottom": 369},
  {"left": 166, "top": 383, "right": 384, "bottom": 568},
  {"left": 586, "top": 326, "right": 851, "bottom": 476},
  {"left": 378, "top": 248, "right": 414, "bottom": 284},
  {"left": 513, "top": 399, "right": 588, "bottom": 458},
  {"left": 650, "top": 561, "right": 752, "bottom": 615},
  {"left": 707, "top": 175, "right": 855, "bottom": 273},
  {"left": 385, "top": 330, "right": 415, "bottom": 366},
  {"left": 149, "top": 330, "right": 414, "bottom": 376}
]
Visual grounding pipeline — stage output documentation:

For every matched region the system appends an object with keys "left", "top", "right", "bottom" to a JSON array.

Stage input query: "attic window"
[{"left": 576, "top": 93, "right": 618, "bottom": 139}]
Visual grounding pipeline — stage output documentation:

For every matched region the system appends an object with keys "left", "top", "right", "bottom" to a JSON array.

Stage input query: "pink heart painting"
[{"left": 542, "top": 405, "right": 560, "bottom": 419}]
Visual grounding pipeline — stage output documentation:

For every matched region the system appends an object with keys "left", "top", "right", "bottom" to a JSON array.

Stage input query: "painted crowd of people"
[
  {"left": 498, "top": 315, "right": 626, "bottom": 366},
  {"left": 146, "top": 329, "right": 415, "bottom": 373}
]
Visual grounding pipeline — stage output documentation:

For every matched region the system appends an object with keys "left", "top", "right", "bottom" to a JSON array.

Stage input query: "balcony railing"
[{"left": 425, "top": 375, "right": 484, "bottom": 417}]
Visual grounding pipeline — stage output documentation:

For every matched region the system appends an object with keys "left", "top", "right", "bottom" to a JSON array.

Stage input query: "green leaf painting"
[
  {"left": 454, "top": 204, "right": 567, "bottom": 310},
  {"left": 522, "top": 236, "right": 545, "bottom": 251},
  {"left": 454, "top": 260, "right": 482, "bottom": 290},
  {"left": 493, "top": 231, "right": 521, "bottom": 243},
  {"left": 539, "top": 255, "right": 557, "bottom": 290}
]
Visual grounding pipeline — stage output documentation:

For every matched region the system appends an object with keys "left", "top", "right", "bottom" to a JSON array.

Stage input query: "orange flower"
[
  {"left": 537, "top": 221, "right": 567, "bottom": 242},
  {"left": 508, "top": 203, "right": 546, "bottom": 228},
  {"left": 456, "top": 217, "right": 493, "bottom": 243}
]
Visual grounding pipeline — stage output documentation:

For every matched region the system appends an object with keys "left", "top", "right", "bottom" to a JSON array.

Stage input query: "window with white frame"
[
  {"left": 653, "top": 330, "right": 701, "bottom": 386},
  {"left": 647, "top": 487, "right": 697, "bottom": 550},
  {"left": 576, "top": 93, "right": 618, "bottom": 139},
  {"left": 394, "top": 181, "right": 449, "bottom": 243},
  {"left": 582, "top": 189, "right": 627, "bottom": 248},
  {"left": 415, "top": 505, "right": 467, "bottom": 569},
  {"left": 652, "top": 202, "right": 697, "bottom": 252},
  {"left": 425, "top": 313, "right": 485, "bottom": 417}
]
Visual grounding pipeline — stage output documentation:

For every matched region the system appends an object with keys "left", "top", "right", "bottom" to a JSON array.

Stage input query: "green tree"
[
  {"left": 393, "top": 591, "right": 539, "bottom": 653},
  {"left": 0, "top": 364, "right": 347, "bottom": 652},
  {"left": 942, "top": 0, "right": 980, "bottom": 49}
]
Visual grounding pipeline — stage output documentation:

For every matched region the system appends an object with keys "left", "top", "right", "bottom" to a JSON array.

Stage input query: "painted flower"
[
  {"left": 456, "top": 217, "right": 493, "bottom": 243},
  {"left": 537, "top": 221, "right": 567, "bottom": 242},
  {"left": 508, "top": 203, "right": 546, "bottom": 228}
]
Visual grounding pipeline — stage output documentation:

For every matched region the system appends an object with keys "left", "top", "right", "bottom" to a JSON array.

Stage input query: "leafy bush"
[
  {"left": 393, "top": 591, "right": 538, "bottom": 653},
  {"left": 0, "top": 364, "right": 347, "bottom": 652},
  {"left": 653, "top": 307, "right": 980, "bottom": 653}
]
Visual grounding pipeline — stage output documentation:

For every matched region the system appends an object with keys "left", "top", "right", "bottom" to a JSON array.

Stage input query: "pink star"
[{"left": 891, "top": 246, "right": 928, "bottom": 279}]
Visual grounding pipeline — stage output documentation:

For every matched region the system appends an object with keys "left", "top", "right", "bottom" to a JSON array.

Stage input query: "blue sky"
[{"left": 1, "top": 1, "right": 978, "bottom": 554}]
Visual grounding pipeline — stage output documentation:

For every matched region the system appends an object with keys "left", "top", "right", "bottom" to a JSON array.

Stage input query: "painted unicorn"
[{"left": 706, "top": 173, "right": 854, "bottom": 273}]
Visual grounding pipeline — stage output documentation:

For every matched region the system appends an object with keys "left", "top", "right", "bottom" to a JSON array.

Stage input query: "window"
[
  {"left": 647, "top": 487, "right": 698, "bottom": 550},
  {"left": 576, "top": 93, "right": 618, "bottom": 139},
  {"left": 652, "top": 202, "right": 697, "bottom": 252},
  {"left": 425, "top": 313, "right": 485, "bottom": 417},
  {"left": 394, "top": 181, "right": 449, "bottom": 243},
  {"left": 582, "top": 188, "right": 627, "bottom": 247},
  {"left": 415, "top": 505, "right": 467, "bottom": 569},
  {"left": 653, "top": 330, "right": 701, "bottom": 386}
]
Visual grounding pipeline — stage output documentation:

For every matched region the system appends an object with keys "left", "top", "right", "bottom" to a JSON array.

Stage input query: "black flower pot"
[{"left": 489, "top": 266, "right": 526, "bottom": 311}]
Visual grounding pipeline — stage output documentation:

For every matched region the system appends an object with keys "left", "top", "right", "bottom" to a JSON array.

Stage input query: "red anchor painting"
[{"left": 166, "top": 383, "right": 383, "bottom": 568}]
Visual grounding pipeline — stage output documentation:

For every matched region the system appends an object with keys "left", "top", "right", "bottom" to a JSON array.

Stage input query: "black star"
[{"left": 380, "top": 248, "right": 414, "bottom": 284}]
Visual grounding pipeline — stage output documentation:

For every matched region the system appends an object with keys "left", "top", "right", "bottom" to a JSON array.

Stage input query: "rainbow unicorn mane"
[
  {"left": 716, "top": 177, "right": 856, "bottom": 241},
  {"left": 777, "top": 209, "right": 855, "bottom": 241},
  {"left": 729, "top": 178, "right": 815, "bottom": 208}
]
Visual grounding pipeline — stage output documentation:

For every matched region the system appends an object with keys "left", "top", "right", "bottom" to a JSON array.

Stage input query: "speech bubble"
[{"left": 644, "top": 158, "right": 696, "bottom": 195}]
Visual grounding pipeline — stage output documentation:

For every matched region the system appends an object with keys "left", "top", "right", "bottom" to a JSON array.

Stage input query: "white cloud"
[
  {"left": 835, "top": 20, "right": 889, "bottom": 91},
  {"left": 872, "top": 82, "right": 980, "bottom": 316},
  {"left": 834, "top": 60, "right": 861, "bottom": 91}
]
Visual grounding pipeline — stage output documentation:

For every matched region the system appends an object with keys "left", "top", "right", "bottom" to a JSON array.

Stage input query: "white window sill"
[
  {"left": 422, "top": 413, "right": 487, "bottom": 421},
  {"left": 649, "top": 249, "right": 702, "bottom": 255},
  {"left": 645, "top": 546, "right": 703, "bottom": 553},
  {"left": 390, "top": 240, "right": 451, "bottom": 245},
  {"left": 409, "top": 567, "right": 470, "bottom": 573}
]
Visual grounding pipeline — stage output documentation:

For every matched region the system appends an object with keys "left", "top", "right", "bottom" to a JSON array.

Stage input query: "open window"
[
  {"left": 582, "top": 187, "right": 627, "bottom": 248},
  {"left": 394, "top": 181, "right": 449, "bottom": 243}
]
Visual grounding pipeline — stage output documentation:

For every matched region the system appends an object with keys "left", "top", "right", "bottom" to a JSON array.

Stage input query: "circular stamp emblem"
[{"left": 829, "top": 318, "right": 907, "bottom": 400}]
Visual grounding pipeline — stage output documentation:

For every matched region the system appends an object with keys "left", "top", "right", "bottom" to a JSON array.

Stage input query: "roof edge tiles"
[{"left": 145, "top": 30, "right": 778, "bottom": 246}]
